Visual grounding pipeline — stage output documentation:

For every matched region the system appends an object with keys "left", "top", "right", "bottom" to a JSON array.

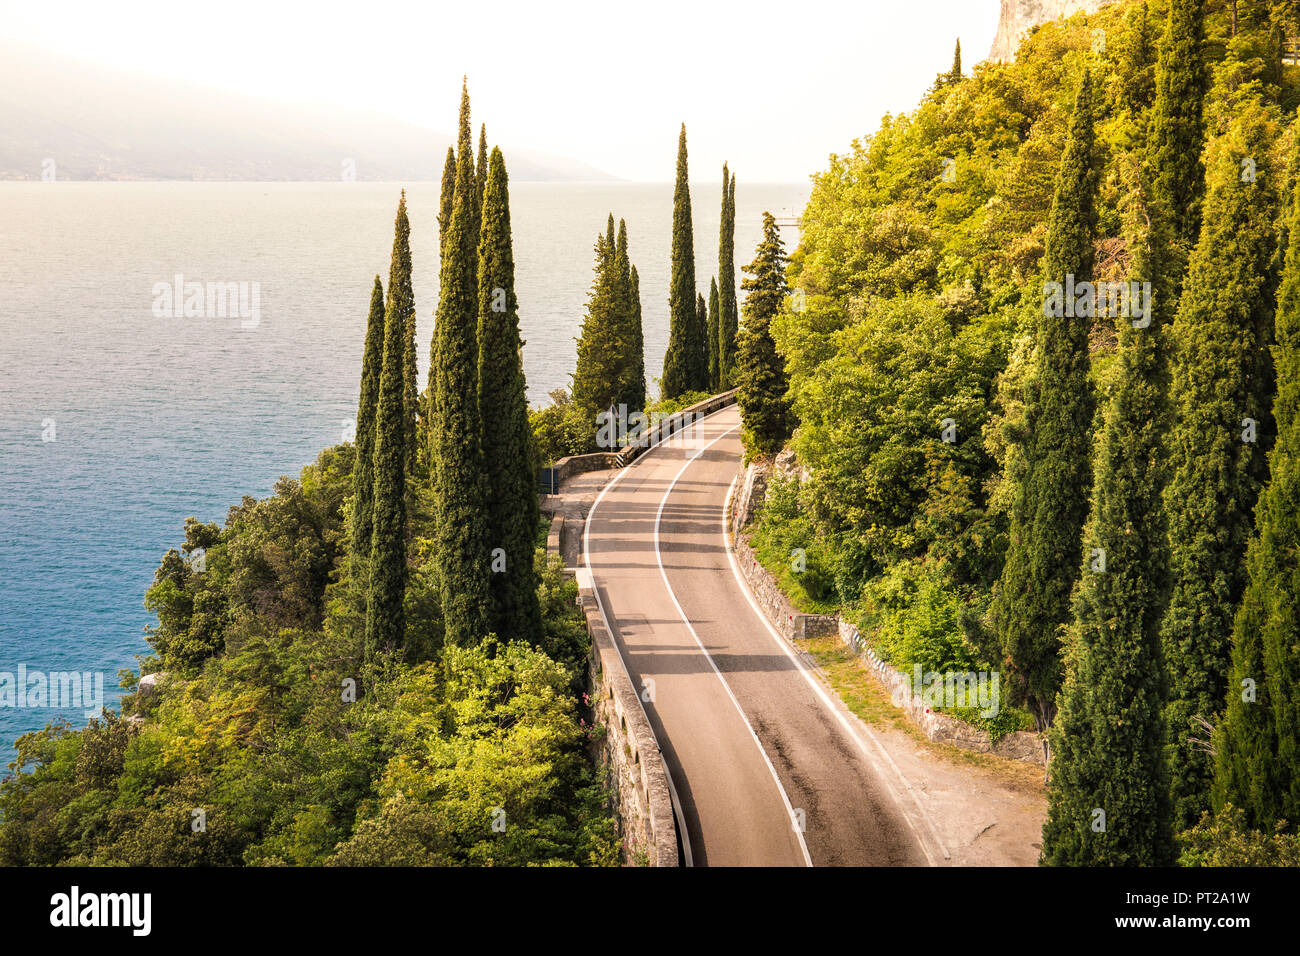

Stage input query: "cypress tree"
[
  {"left": 1150, "top": 0, "right": 1207, "bottom": 296},
  {"left": 628, "top": 264, "right": 647, "bottom": 413},
  {"left": 365, "top": 198, "right": 413, "bottom": 657},
  {"left": 428, "top": 86, "right": 477, "bottom": 489},
  {"left": 612, "top": 218, "right": 645, "bottom": 415},
  {"left": 1041, "top": 169, "right": 1176, "bottom": 866},
  {"left": 735, "top": 212, "right": 793, "bottom": 457},
  {"left": 1213, "top": 134, "right": 1300, "bottom": 830},
  {"left": 718, "top": 165, "right": 738, "bottom": 388},
  {"left": 460, "top": 88, "right": 480, "bottom": 255},
  {"left": 387, "top": 191, "right": 418, "bottom": 481},
  {"left": 351, "top": 275, "right": 385, "bottom": 576},
  {"left": 1164, "top": 104, "right": 1281, "bottom": 828},
  {"left": 707, "top": 277, "right": 721, "bottom": 392},
  {"left": 989, "top": 71, "right": 1099, "bottom": 733},
  {"left": 572, "top": 218, "right": 623, "bottom": 432},
  {"left": 438, "top": 146, "right": 456, "bottom": 259},
  {"left": 477, "top": 146, "right": 544, "bottom": 645},
  {"left": 661, "top": 124, "right": 705, "bottom": 398},
  {"left": 431, "top": 80, "right": 490, "bottom": 648},
  {"left": 697, "top": 292, "right": 710, "bottom": 389},
  {"left": 476, "top": 123, "right": 488, "bottom": 225},
  {"left": 950, "top": 39, "right": 962, "bottom": 83},
  {"left": 424, "top": 146, "right": 456, "bottom": 474}
]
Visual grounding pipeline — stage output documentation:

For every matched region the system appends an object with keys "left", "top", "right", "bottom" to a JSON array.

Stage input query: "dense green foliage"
[
  {"left": 750, "top": 0, "right": 1299, "bottom": 860},
  {"left": 1179, "top": 804, "right": 1300, "bottom": 865},
  {"left": 477, "top": 147, "right": 545, "bottom": 646},
  {"left": 661, "top": 124, "right": 705, "bottom": 398},
  {"left": 735, "top": 213, "right": 795, "bottom": 457},
  {"left": 529, "top": 389, "right": 599, "bottom": 466},
  {"left": 0, "top": 451, "right": 614, "bottom": 866}
]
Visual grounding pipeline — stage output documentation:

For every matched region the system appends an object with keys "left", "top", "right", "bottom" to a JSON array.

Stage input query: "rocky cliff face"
[{"left": 989, "top": 0, "right": 1116, "bottom": 63}]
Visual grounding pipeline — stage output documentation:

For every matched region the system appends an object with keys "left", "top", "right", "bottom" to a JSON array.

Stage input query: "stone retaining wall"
[
  {"left": 730, "top": 503, "right": 837, "bottom": 643},
  {"left": 731, "top": 464, "right": 1046, "bottom": 767},
  {"left": 837, "top": 621, "right": 1046, "bottom": 765}
]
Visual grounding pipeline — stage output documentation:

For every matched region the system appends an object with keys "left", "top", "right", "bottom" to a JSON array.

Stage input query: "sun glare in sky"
[{"left": 0, "top": 0, "right": 1001, "bottom": 180}]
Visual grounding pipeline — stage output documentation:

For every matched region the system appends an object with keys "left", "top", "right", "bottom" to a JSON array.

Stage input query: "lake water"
[{"left": 0, "top": 180, "right": 808, "bottom": 761}]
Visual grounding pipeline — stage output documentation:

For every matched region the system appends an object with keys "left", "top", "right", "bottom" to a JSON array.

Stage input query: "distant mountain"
[{"left": 0, "top": 39, "right": 616, "bottom": 182}]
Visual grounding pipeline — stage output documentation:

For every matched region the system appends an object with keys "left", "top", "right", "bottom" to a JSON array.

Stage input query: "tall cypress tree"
[
  {"left": 628, "top": 264, "right": 647, "bottom": 413},
  {"left": 1164, "top": 104, "right": 1281, "bottom": 828},
  {"left": 460, "top": 89, "right": 480, "bottom": 255},
  {"left": 1213, "top": 146, "right": 1300, "bottom": 832},
  {"left": 438, "top": 146, "right": 456, "bottom": 260},
  {"left": 572, "top": 218, "right": 623, "bottom": 432},
  {"left": 365, "top": 198, "right": 413, "bottom": 658},
  {"left": 612, "top": 218, "right": 645, "bottom": 415},
  {"left": 1041, "top": 163, "right": 1176, "bottom": 866},
  {"left": 735, "top": 212, "right": 793, "bottom": 457},
  {"left": 424, "top": 147, "right": 457, "bottom": 473},
  {"left": 476, "top": 124, "right": 488, "bottom": 224},
  {"left": 477, "top": 146, "right": 544, "bottom": 645},
  {"left": 696, "top": 292, "right": 709, "bottom": 388},
  {"left": 707, "top": 277, "right": 721, "bottom": 392},
  {"left": 950, "top": 39, "right": 962, "bottom": 83},
  {"left": 1150, "top": 0, "right": 1207, "bottom": 297},
  {"left": 387, "top": 191, "right": 417, "bottom": 481},
  {"left": 661, "top": 124, "right": 705, "bottom": 398},
  {"left": 1214, "top": 128, "right": 1300, "bottom": 832},
  {"left": 989, "top": 70, "right": 1099, "bottom": 733},
  {"left": 351, "top": 275, "right": 385, "bottom": 576},
  {"left": 428, "top": 86, "right": 478, "bottom": 493},
  {"left": 718, "top": 165, "right": 738, "bottom": 388},
  {"left": 431, "top": 81, "right": 490, "bottom": 648}
]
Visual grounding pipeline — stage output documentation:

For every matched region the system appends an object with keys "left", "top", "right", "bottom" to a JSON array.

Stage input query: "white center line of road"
[
  {"left": 651, "top": 419, "right": 815, "bottom": 868},
  {"left": 721, "top": 475, "right": 952, "bottom": 865}
]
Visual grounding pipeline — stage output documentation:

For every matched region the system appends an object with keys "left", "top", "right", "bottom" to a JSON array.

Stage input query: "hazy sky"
[{"left": 0, "top": 0, "right": 1001, "bottom": 182}]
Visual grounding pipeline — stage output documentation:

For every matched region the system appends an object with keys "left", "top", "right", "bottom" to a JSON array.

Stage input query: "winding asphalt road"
[{"left": 584, "top": 404, "right": 943, "bottom": 866}]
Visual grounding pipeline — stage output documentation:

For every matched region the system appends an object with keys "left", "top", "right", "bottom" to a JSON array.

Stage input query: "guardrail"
[
  {"left": 541, "top": 390, "right": 740, "bottom": 486},
  {"left": 614, "top": 389, "right": 739, "bottom": 468}
]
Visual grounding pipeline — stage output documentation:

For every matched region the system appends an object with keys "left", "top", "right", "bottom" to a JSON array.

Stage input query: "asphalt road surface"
[{"left": 584, "top": 404, "right": 940, "bottom": 866}]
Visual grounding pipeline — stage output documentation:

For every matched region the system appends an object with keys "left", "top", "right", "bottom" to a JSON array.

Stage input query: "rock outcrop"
[{"left": 989, "top": 0, "right": 1116, "bottom": 63}]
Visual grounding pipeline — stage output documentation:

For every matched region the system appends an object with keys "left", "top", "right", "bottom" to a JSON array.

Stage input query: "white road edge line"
[
  {"left": 584, "top": 425, "right": 697, "bottom": 867},
  {"left": 652, "top": 419, "right": 815, "bottom": 868},
  {"left": 721, "top": 474, "right": 953, "bottom": 865}
]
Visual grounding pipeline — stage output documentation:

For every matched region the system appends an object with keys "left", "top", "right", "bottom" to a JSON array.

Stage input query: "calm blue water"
[{"left": 0, "top": 180, "right": 807, "bottom": 763}]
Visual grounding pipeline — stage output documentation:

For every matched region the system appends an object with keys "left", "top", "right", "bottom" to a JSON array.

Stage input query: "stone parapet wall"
[{"left": 580, "top": 579, "right": 680, "bottom": 866}]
